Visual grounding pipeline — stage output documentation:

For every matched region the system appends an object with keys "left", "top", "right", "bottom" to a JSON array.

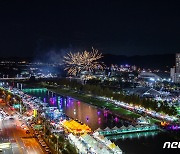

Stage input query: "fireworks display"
[{"left": 64, "top": 48, "right": 104, "bottom": 76}]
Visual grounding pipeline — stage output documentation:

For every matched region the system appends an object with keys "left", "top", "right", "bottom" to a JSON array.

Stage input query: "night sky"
[{"left": 0, "top": 0, "right": 180, "bottom": 57}]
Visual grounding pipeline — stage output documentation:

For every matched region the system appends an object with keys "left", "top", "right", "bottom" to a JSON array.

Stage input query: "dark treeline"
[{"left": 45, "top": 79, "right": 177, "bottom": 116}]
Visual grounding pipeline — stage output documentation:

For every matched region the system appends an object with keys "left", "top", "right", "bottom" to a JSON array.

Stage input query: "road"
[{"left": 0, "top": 103, "right": 45, "bottom": 154}]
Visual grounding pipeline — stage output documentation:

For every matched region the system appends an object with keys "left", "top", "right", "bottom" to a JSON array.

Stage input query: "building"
[
  {"left": 176, "top": 53, "right": 180, "bottom": 73},
  {"left": 170, "top": 68, "right": 175, "bottom": 81},
  {"left": 170, "top": 53, "right": 180, "bottom": 83},
  {"left": 138, "top": 72, "right": 161, "bottom": 81},
  {"left": 174, "top": 73, "right": 180, "bottom": 83},
  {"left": 125, "top": 87, "right": 162, "bottom": 98}
]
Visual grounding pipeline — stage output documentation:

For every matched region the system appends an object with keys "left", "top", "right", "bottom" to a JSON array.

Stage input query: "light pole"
[
  {"left": 44, "top": 122, "right": 46, "bottom": 135},
  {"left": 56, "top": 135, "right": 59, "bottom": 152},
  {"left": 19, "top": 101, "right": 22, "bottom": 114}
]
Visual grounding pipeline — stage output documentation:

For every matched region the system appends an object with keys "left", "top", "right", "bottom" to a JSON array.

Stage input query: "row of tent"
[
  {"left": 95, "top": 124, "right": 158, "bottom": 132},
  {"left": 68, "top": 133, "right": 88, "bottom": 154},
  {"left": 68, "top": 133, "right": 122, "bottom": 154},
  {"left": 93, "top": 132, "right": 122, "bottom": 154}
]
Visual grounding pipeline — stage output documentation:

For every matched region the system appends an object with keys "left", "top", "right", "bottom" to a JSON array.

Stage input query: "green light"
[
  {"left": 23, "top": 88, "right": 47, "bottom": 92},
  {"left": 99, "top": 125, "right": 158, "bottom": 136},
  {"left": 13, "top": 104, "right": 20, "bottom": 108}
]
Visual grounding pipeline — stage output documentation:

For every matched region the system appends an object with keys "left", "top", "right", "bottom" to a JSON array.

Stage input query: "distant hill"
[
  {"left": 102, "top": 54, "right": 175, "bottom": 71},
  {"left": 0, "top": 53, "right": 175, "bottom": 71},
  {"left": 0, "top": 57, "right": 33, "bottom": 62}
]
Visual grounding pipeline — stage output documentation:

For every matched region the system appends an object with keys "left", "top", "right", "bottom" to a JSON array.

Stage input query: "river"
[
  {"left": 1, "top": 82, "right": 179, "bottom": 154},
  {"left": 24, "top": 88, "right": 179, "bottom": 154}
]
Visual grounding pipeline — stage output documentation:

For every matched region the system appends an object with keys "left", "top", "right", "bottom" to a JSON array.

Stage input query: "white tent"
[
  {"left": 112, "top": 126, "right": 119, "bottom": 130},
  {"left": 93, "top": 131, "right": 100, "bottom": 136},
  {"left": 120, "top": 125, "right": 127, "bottom": 130},
  {"left": 128, "top": 125, "right": 134, "bottom": 129},
  {"left": 104, "top": 127, "right": 111, "bottom": 131},
  {"left": 96, "top": 128, "right": 102, "bottom": 132}
]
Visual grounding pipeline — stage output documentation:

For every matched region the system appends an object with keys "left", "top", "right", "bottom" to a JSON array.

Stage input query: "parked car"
[{"left": 26, "top": 130, "right": 30, "bottom": 134}]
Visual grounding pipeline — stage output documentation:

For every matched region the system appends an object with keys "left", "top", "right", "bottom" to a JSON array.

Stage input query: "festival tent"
[
  {"left": 114, "top": 145, "right": 122, "bottom": 151},
  {"left": 68, "top": 134, "right": 88, "bottom": 153},
  {"left": 101, "top": 148, "right": 111, "bottom": 154},
  {"left": 108, "top": 142, "right": 116, "bottom": 149},
  {"left": 103, "top": 137, "right": 109, "bottom": 143},
  {"left": 104, "top": 127, "right": 111, "bottom": 131},
  {"left": 112, "top": 126, "right": 119, "bottom": 130},
  {"left": 98, "top": 135, "right": 105, "bottom": 140},
  {"left": 93, "top": 131, "right": 100, "bottom": 136},
  {"left": 120, "top": 125, "right": 126, "bottom": 130},
  {"left": 128, "top": 125, "right": 134, "bottom": 129},
  {"left": 105, "top": 139, "right": 112, "bottom": 145},
  {"left": 80, "top": 133, "right": 123, "bottom": 154},
  {"left": 135, "top": 125, "right": 141, "bottom": 128},
  {"left": 113, "top": 146, "right": 123, "bottom": 154},
  {"left": 96, "top": 128, "right": 102, "bottom": 132},
  {"left": 62, "top": 120, "right": 91, "bottom": 134}
]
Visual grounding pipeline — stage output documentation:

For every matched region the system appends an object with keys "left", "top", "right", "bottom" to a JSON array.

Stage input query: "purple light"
[
  {"left": 104, "top": 110, "right": 108, "bottom": 117},
  {"left": 50, "top": 97, "right": 55, "bottom": 104},
  {"left": 114, "top": 117, "right": 118, "bottom": 122},
  {"left": 172, "top": 125, "right": 179, "bottom": 130},
  {"left": 168, "top": 125, "right": 180, "bottom": 130}
]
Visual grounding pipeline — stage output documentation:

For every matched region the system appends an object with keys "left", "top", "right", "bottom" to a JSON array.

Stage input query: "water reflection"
[
  {"left": 1, "top": 82, "right": 176, "bottom": 154},
  {"left": 26, "top": 90, "right": 129, "bottom": 130}
]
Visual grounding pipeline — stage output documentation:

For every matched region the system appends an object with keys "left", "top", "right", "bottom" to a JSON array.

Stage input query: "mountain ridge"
[{"left": 0, "top": 53, "right": 175, "bottom": 71}]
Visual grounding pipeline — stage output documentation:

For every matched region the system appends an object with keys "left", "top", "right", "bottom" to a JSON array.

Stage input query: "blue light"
[{"left": 150, "top": 78, "right": 155, "bottom": 81}]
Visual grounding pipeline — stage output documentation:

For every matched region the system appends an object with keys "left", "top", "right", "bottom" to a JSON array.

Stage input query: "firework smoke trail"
[{"left": 64, "top": 48, "right": 104, "bottom": 76}]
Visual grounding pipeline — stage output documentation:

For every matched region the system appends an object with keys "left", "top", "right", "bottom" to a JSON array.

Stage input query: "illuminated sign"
[
  {"left": 33, "top": 109, "right": 37, "bottom": 117},
  {"left": 13, "top": 104, "right": 20, "bottom": 108}
]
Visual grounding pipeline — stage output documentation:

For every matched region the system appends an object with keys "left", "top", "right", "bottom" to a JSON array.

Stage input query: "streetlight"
[
  {"left": 56, "top": 135, "right": 59, "bottom": 152},
  {"left": 19, "top": 101, "right": 22, "bottom": 114},
  {"left": 44, "top": 122, "right": 46, "bottom": 136}
]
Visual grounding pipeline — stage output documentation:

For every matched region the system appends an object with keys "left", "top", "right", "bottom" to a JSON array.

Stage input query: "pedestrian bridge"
[
  {"left": 106, "top": 131, "right": 159, "bottom": 140},
  {"left": 0, "top": 77, "right": 28, "bottom": 80},
  {"left": 95, "top": 125, "right": 159, "bottom": 136},
  {"left": 22, "top": 88, "right": 47, "bottom": 92}
]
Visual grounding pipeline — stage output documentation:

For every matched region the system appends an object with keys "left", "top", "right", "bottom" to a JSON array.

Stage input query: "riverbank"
[
  {"left": 56, "top": 88, "right": 161, "bottom": 123},
  {"left": 20, "top": 81, "right": 160, "bottom": 124},
  {"left": 35, "top": 83, "right": 159, "bottom": 124}
]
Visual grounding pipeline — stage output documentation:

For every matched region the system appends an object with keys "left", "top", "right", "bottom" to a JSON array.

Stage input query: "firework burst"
[{"left": 64, "top": 48, "right": 104, "bottom": 76}]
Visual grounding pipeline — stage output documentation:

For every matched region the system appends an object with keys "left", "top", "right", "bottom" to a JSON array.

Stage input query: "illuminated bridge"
[
  {"left": 95, "top": 125, "right": 159, "bottom": 136},
  {"left": 106, "top": 131, "right": 159, "bottom": 140},
  {"left": 0, "top": 77, "right": 29, "bottom": 80},
  {"left": 22, "top": 88, "right": 47, "bottom": 92}
]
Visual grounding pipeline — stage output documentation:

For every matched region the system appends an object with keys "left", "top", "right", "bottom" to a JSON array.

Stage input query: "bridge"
[
  {"left": 22, "top": 88, "right": 47, "bottom": 92},
  {"left": 0, "top": 77, "right": 29, "bottom": 81},
  {"left": 95, "top": 125, "right": 159, "bottom": 136},
  {"left": 106, "top": 131, "right": 159, "bottom": 140}
]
